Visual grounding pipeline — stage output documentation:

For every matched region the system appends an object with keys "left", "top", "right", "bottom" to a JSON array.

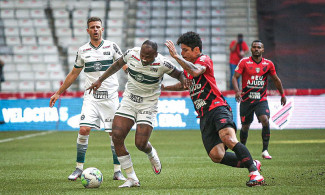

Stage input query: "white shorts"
[
  {"left": 115, "top": 92, "right": 158, "bottom": 127},
  {"left": 79, "top": 96, "right": 119, "bottom": 132}
]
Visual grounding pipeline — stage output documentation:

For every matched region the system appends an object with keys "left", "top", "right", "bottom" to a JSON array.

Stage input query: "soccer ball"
[{"left": 81, "top": 167, "right": 103, "bottom": 188}]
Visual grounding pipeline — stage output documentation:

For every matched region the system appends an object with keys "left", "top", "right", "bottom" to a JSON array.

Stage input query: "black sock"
[
  {"left": 262, "top": 125, "right": 270, "bottom": 151},
  {"left": 232, "top": 142, "right": 257, "bottom": 172},
  {"left": 220, "top": 152, "right": 244, "bottom": 168},
  {"left": 240, "top": 130, "right": 248, "bottom": 145}
]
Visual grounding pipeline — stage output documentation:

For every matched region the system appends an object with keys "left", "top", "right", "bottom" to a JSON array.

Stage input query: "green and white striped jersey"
[
  {"left": 74, "top": 40, "right": 122, "bottom": 98},
  {"left": 122, "top": 47, "right": 176, "bottom": 99}
]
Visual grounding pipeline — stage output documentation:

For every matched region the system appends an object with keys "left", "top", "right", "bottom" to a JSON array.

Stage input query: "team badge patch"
[
  {"left": 135, "top": 74, "right": 144, "bottom": 82},
  {"left": 93, "top": 62, "right": 102, "bottom": 71},
  {"left": 256, "top": 67, "right": 260, "bottom": 73}
]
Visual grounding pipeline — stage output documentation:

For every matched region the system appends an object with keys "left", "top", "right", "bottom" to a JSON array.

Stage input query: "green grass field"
[{"left": 0, "top": 129, "right": 324, "bottom": 194}]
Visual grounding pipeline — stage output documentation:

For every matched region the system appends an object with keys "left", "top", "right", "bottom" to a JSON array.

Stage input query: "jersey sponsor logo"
[
  {"left": 138, "top": 110, "right": 152, "bottom": 115},
  {"left": 193, "top": 99, "right": 207, "bottom": 110},
  {"left": 103, "top": 51, "right": 110, "bottom": 55},
  {"left": 262, "top": 61, "right": 269, "bottom": 65},
  {"left": 247, "top": 75, "right": 265, "bottom": 88},
  {"left": 132, "top": 55, "right": 140, "bottom": 61},
  {"left": 188, "top": 79, "right": 201, "bottom": 92},
  {"left": 83, "top": 48, "right": 91, "bottom": 52},
  {"left": 247, "top": 61, "right": 253, "bottom": 64},
  {"left": 150, "top": 67, "right": 158, "bottom": 72},
  {"left": 130, "top": 93, "right": 143, "bottom": 103},
  {"left": 93, "top": 62, "right": 103, "bottom": 71},
  {"left": 113, "top": 44, "right": 122, "bottom": 55},
  {"left": 105, "top": 118, "right": 113, "bottom": 122},
  {"left": 248, "top": 92, "right": 261, "bottom": 99},
  {"left": 93, "top": 90, "right": 108, "bottom": 99},
  {"left": 163, "top": 61, "right": 174, "bottom": 70},
  {"left": 199, "top": 55, "right": 206, "bottom": 62}
]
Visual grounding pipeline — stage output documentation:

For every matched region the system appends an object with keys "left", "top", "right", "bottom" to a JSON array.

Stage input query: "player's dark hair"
[
  {"left": 87, "top": 17, "right": 102, "bottom": 28},
  {"left": 252, "top": 40, "right": 263, "bottom": 46},
  {"left": 177, "top": 31, "right": 202, "bottom": 52},
  {"left": 142, "top": 40, "right": 158, "bottom": 52}
]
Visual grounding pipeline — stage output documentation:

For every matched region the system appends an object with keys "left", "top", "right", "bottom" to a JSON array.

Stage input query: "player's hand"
[
  {"left": 281, "top": 96, "right": 287, "bottom": 106},
  {"left": 161, "top": 84, "right": 165, "bottom": 91},
  {"left": 235, "top": 91, "right": 243, "bottom": 102},
  {"left": 165, "top": 40, "right": 178, "bottom": 58},
  {"left": 49, "top": 93, "right": 60, "bottom": 107},
  {"left": 183, "top": 78, "right": 191, "bottom": 89},
  {"left": 87, "top": 80, "right": 102, "bottom": 94}
]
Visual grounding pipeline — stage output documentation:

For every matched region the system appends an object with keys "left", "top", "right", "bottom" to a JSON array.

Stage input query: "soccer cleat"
[
  {"left": 262, "top": 150, "right": 272, "bottom": 159},
  {"left": 68, "top": 168, "right": 83, "bottom": 181},
  {"left": 253, "top": 160, "right": 262, "bottom": 172},
  {"left": 113, "top": 170, "right": 126, "bottom": 181},
  {"left": 148, "top": 147, "right": 162, "bottom": 174},
  {"left": 118, "top": 178, "right": 140, "bottom": 188},
  {"left": 246, "top": 172, "right": 265, "bottom": 187}
]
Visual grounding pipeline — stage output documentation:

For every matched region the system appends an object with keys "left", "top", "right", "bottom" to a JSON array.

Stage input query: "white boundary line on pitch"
[{"left": 0, "top": 131, "right": 57, "bottom": 143}]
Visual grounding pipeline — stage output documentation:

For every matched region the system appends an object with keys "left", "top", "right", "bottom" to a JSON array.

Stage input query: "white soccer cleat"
[
  {"left": 262, "top": 150, "right": 272, "bottom": 159},
  {"left": 113, "top": 170, "right": 126, "bottom": 181},
  {"left": 118, "top": 178, "right": 140, "bottom": 188},
  {"left": 148, "top": 147, "right": 162, "bottom": 174},
  {"left": 68, "top": 168, "right": 83, "bottom": 181}
]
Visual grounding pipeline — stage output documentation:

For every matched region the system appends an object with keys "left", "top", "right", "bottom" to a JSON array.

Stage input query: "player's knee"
[
  {"left": 112, "top": 131, "right": 125, "bottom": 144},
  {"left": 209, "top": 151, "right": 224, "bottom": 163},
  {"left": 135, "top": 139, "right": 147, "bottom": 151}
]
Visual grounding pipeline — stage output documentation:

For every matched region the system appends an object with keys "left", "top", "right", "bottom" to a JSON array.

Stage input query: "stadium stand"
[{"left": 0, "top": 0, "right": 257, "bottom": 92}]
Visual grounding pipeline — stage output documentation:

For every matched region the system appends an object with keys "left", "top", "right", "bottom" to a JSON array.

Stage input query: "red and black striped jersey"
[
  {"left": 235, "top": 56, "right": 276, "bottom": 103},
  {"left": 184, "top": 55, "right": 228, "bottom": 118}
]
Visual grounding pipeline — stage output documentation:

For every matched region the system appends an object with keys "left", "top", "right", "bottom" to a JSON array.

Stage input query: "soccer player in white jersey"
[
  {"left": 49, "top": 17, "right": 127, "bottom": 181},
  {"left": 87, "top": 40, "right": 188, "bottom": 188}
]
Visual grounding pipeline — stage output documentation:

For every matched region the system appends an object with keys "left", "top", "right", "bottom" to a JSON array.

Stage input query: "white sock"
[
  {"left": 114, "top": 164, "right": 121, "bottom": 173},
  {"left": 76, "top": 162, "right": 84, "bottom": 170},
  {"left": 118, "top": 154, "right": 138, "bottom": 181}
]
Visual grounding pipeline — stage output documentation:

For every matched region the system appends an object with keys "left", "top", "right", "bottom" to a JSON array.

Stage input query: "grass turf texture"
[{"left": 0, "top": 130, "right": 324, "bottom": 195}]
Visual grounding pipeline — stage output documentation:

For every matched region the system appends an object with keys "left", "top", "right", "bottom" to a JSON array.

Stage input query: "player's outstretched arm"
[
  {"left": 87, "top": 57, "right": 126, "bottom": 94},
  {"left": 161, "top": 82, "right": 186, "bottom": 91},
  {"left": 270, "top": 74, "right": 286, "bottom": 106},
  {"left": 165, "top": 40, "right": 206, "bottom": 77},
  {"left": 49, "top": 67, "right": 82, "bottom": 107}
]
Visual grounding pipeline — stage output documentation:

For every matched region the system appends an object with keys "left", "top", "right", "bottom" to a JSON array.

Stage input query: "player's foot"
[
  {"left": 246, "top": 172, "right": 265, "bottom": 187},
  {"left": 118, "top": 178, "right": 140, "bottom": 188},
  {"left": 148, "top": 147, "right": 161, "bottom": 174},
  {"left": 113, "top": 170, "right": 126, "bottom": 181},
  {"left": 262, "top": 150, "right": 272, "bottom": 159},
  {"left": 253, "top": 160, "right": 262, "bottom": 171},
  {"left": 68, "top": 168, "right": 83, "bottom": 181}
]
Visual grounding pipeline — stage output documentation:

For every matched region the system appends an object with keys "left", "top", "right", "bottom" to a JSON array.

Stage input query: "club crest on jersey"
[
  {"left": 256, "top": 68, "right": 260, "bottom": 73},
  {"left": 94, "top": 62, "right": 102, "bottom": 71},
  {"left": 135, "top": 74, "right": 144, "bottom": 82}
]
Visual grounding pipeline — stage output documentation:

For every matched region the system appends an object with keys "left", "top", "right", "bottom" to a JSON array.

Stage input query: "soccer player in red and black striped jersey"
[
  {"left": 232, "top": 40, "right": 286, "bottom": 160},
  {"left": 164, "top": 32, "right": 264, "bottom": 187}
]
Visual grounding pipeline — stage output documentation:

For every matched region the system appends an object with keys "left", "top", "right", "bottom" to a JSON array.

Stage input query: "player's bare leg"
[
  {"left": 112, "top": 116, "right": 140, "bottom": 188},
  {"left": 108, "top": 132, "right": 126, "bottom": 180},
  {"left": 135, "top": 124, "right": 161, "bottom": 175}
]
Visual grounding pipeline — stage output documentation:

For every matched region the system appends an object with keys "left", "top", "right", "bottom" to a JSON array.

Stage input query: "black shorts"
[
  {"left": 240, "top": 101, "right": 270, "bottom": 125},
  {"left": 200, "top": 106, "right": 237, "bottom": 154}
]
